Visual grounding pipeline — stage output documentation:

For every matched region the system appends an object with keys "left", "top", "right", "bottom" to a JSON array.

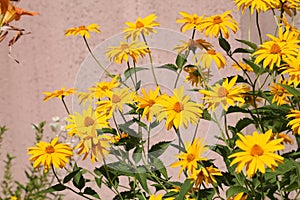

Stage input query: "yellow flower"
[
  {"left": 200, "top": 76, "right": 247, "bottom": 112},
  {"left": 269, "top": 79, "right": 292, "bottom": 106},
  {"left": 28, "top": 137, "right": 73, "bottom": 172},
  {"left": 273, "top": 0, "right": 300, "bottom": 16},
  {"left": 184, "top": 65, "right": 210, "bottom": 87},
  {"left": 155, "top": 86, "right": 203, "bottom": 130},
  {"left": 197, "top": 49, "right": 226, "bottom": 69},
  {"left": 88, "top": 76, "right": 120, "bottom": 99},
  {"left": 96, "top": 87, "right": 136, "bottom": 115},
  {"left": 229, "top": 130, "right": 284, "bottom": 178},
  {"left": 65, "top": 105, "right": 110, "bottom": 137},
  {"left": 190, "top": 165, "right": 222, "bottom": 186},
  {"left": 135, "top": 86, "right": 163, "bottom": 122},
  {"left": 228, "top": 192, "right": 248, "bottom": 200},
  {"left": 1, "top": 3, "right": 39, "bottom": 24},
  {"left": 42, "top": 87, "right": 75, "bottom": 102},
  {"left": 123, "top": 14, "right": 160, "bottom": 40},
  {"left": 234, "top": 0, "right": 277, "bottom": 14},
  {"left": 281, "top": 52, "right": 300, "bottom": 87},
  {"left": 171, "top": 138, "right": 208, "bottom": 177},
  {"left": 199, "top": 10, "right": 238, "bottom": 39},
  {"left": 270, "top": 133, "right": 293, "bottom": 145},
  {"left": 65, "top": 24, "right": 101, "bottom": 38},
  {"left": 111, "top": 132, "right": 129, "bottom": 143},
  {"left": 106, "top": 41, "right": 150, "bottom": 64},
  {"left": 174, "top": 39, "right": 213, "bottom": 53},
  {"left": 232, "top": 61, "right": 253, "bottom": 72},
  {"left": 286, "top": 109, "right": 300, "bottom": 135},
  {"left": 149, "top": 194, "right": 162, "bottom": 200},
  {"left": 176, "top": 12, "right": 203, "bottom": 32}
]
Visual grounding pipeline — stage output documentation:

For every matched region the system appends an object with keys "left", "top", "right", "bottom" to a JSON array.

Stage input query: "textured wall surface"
[{"left": 1, "top": 0, "right": 290, "bottom": 199}]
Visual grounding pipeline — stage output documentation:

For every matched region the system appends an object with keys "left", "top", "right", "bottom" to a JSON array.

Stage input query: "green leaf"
[
  {"left": 280, "top": 84, "right": 300, "bottom": 97},
  {"left": 124, "top": 67, "right": 148, "bottom": 80},
  {"left": 226, "top": 106, "right": 250, "bottom": 114},
  {"left": 63, "top": 168, "right": 82, "bottom": 184},
  {"left": 84, "top": 187, "right": 101, "bottom": 199},
  {"left": 236, "top": 39, "right": 257, "bottom": 50},
  {"left": 283, "top": 181, "right": 300, "bottom": 192},
  {"left": 73, "top": 172, "right": 85, "bottom": 190},
  {"left": 95, "top": 177, "right": 102, "bottom": 188},
  {"left": 50, "top": 184, "right": 66, "bottom": 192},
  {"left": 219, "top": 37, "right": 231, "bottom": 53},
  {"left": 226, "top": 185, "right": 248, "bottom": 198},
  {"left": 151, "top": 157, "right": 168, "bottom": 179},
  {"left": 176, "top": 179, "right": 193, "bottom": 200},
  {"left": 135, "top": 166, "right": 149, "bottom": 193},
  {"left": 176, "top": 54, "right": 187, "bottom": 69},
  {"left": 149, "top": 141, "right": 172, "bottom": 158},
  {"left": 236, "top": 118, "right": 253, "bottom": 131},
  {"left": 97, "top": 127, "right": 117, "bottom": 135},
  {"left": 202, "top": 109, "right": 211, "bottom": 120},
  {"left": 232, "top": 47, "right": 253, "bottom": 54},
  {"left": 133, "top": 146, "right": 143, "bottom": 163},
  {"left": 243, "top": 58, "right": 261, "bottom": 75},
  {"left": 157, "top": 64, "right": 178, "bottom": 72}
]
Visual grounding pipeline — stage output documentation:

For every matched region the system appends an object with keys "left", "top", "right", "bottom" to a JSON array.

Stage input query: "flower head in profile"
[
  {"left": 286, "top": 109, "right": 300, "bottom": 135},
  {"left": 196, "top": 49, "right": 226, "bottom": 69},
  {"left": 176, "top": 12, "right": 203, "bottom": 32},
  {"left": 43, "top": 87, "right": 75, "bottom": 102},
  {"left": 65, "top": 24, "right": 101, "bottom": 38},
  {"left": 174, "top": 39, "right": 213, "bottom": 53},
  {"left": 281, "top": 52, "right": 300, "bottom": 87},
  {"left": 228, "top": 192, "right": 248, "bottom": 200},
  {"left": 232, "top": 61, "right": 253, "bottom": 72},
  {"left": 155, "top": 86, "right": 203, "bottom": 130},
  {"left": 89, "top": 76, "right": 120, "bottom": 99},
  {"left": 234, "top": 0, "right": 277, "bottom": 14},
  {"left": 106, "top": 41, "right": 150, "bottom": 64},
  {"left": 200, "top": 76, "right": 247, "bottom": 112},
  {"left": 271, "top": 133, "right": 293, "bottom": 145},
  {"left": 171, "top": 138, "right": 208, "bottom": 177},
  {"left": 184, "top": 65, "right": 210, "bottom": 87},
  {"left": 123, "top": 14, "right": 160, "bottom": 40},
  {"left": 199, "top": 10, "right": 238, "bottom": 39},
  {"left": 189, "top": 165, "right": 222, "bottom": 186},
  {"left": 135, "top": 86, "right": 164, "bottom": 122},
  {"left": 269, "top": 79, "right": 292, "bottom": 106},
  {"left": 148, "top": 194, "right": 162, "bottom": 200},
  {"left": 229, "top": 130, "right": 284, "bottom": 178},
  {"left": 273, "top": 0, "right": 300, "bottom": 16},
  {"left": 28, "top": 137, "right": 73, "bottom": 172}
]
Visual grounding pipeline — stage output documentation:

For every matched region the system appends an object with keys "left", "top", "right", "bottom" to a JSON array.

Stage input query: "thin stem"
[
  {"left": 82, "top": 36, "right": 112, "bottom": 77},
  {"left": 61, "top": 97, "right": 70, "bottom": 115},
  {"left": 127, "top": 61, "right": 136, "bottom": 89},
  {"left": 255, "top": 11, "right": 263, "bottom": 44},
  {"left": 133, "top": 61, "right": 138, "bottom": 89}
]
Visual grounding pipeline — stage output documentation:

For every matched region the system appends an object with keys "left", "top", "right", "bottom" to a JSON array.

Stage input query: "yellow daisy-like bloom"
[
  {"left": 234, "top": 0, "right": 277, "bottom": 14},
  {"left": 111, "top": 132, "right": 129, "bottom": 144},
  {"left": 232, "top": 61, "right": 253, "bottom": 72},
  {"left": 176, "top": 12, "right": 204, "bottom": 32},
  {"left": 123, "top": 14, "right": 160, "bottom": 40},
  {"left": 155, "top": 86, "right": 203, "bottom": 130},
  {"left": 184, "top": 65, "right": 210, "bottom": 87},
  {"left": 199, "top": 10, "right": 238, "bottom": 39},
  {"left": 28, "top": 137, "right": 73, "bottom": 172},
  {"left": 65, "top": 24, "right": 101, "bottom": 39},
  {"left": 197, "top": 49, "right": 226, "bottom": 69},
  {"left": 96, "top": 87, "right": 136, "bottom": 115},
  {"left": 228, "top": 192, "right": 248, "bottom": 200},
  {"left": 171, "top": 138, "right": 208, "bottom": 177},
  {"left": 174, "top": 39, "right": 213, "bottom": 53},
  {"left": 286, "top": 109, "right": 300, "bottom": 135},
  {"left": 269, "top": 79, "right": 292, "bottom": 106},
  {"left": 148, "top": 194, "right": 162, "bottom": 200},
  {"left": 273, "top": 0, "right": 300, "bottom": 16},
  {"left": 135, "top": 86, "right": 164, "bottom": 122},
  {"left": 200, "top": 76, "right": 247, "bottom": 112},
  {"left": 281, "top": 52, "right": 300, "bottom": 87},
  {"left": 65, "top": 105, "right": 110, "bottom": 137},
  {"left": 43, "top": 87, "right": 75, "bottom": 102},
  {"left": 190, "top": 165, "right": 222, "bottom": 186},
  {"left": 106, "top": 41, "right": 150, "bottom": 64},
  {"left": 270, "top": 133, "right": 293, "bottom": 145},
  {"left": 229, "top": 130, "right": 284, "bottom": 178},
  {"left": 89, "top": 76, "right": 120, "bottom": 99}
]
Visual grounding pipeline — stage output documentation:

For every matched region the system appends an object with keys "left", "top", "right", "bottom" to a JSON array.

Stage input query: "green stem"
[
  {"left": 255, "top": 11, "right": 263, "bottom": 44},
  {"left": 82, "top": 36, "right": 112, "bottom": 77},
  {"left": 127, "top": 61, "right": 136, "bottom": 89}
]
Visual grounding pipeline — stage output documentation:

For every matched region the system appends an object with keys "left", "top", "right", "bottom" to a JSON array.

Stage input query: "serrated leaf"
[
  {"left": 176, "top": 54, "right": 187, "bottom": 69},
  {"left": 151, "top": 157, "right": 168, "bottom": 179},
  {"left": 135, "top": 166, "right": 149, "bottom": 193},
  {"left": 63, "top": 168, "right": 82, "bottom": 184},
  {"left": 149, "top": 141, "right": 172, "bottom": 158},
  {"left": 133, "top": 146, "right": 143, "bottom": 163},
  {"left": 157, "top": 64, "right": 178, "bottom": 72},
  {"left": 236, "top": 39, "right": 257, "bottom": 50},
  {"left": 177, "top": 179, "right": 193, "bottom": 200},
  {"left": 236, "top": 118, "right": 253, "bottom": 131},
  {"left": 73, "top": 172, "right": 85, "bottom": 190},
  {"left": 124, "top": 67, "right": 148, "bottom": 80},
  {"left": 226, "top": 185, "right": 248, "bottom": 198},
  {"left": 84, "top": 187, "right": 101, "bottom": 199},
  {"left": 219, "top": 37, "right": 231, "bottom": 53}
]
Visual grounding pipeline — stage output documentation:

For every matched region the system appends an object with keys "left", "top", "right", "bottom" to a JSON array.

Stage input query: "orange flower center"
[
  {"left": 78, "top": 26, "right": 87, "bottom": 31},
  {"left": 217, "top": 87, "right": 228, "bottom": 98},
  {"left": 136, "top": 20, "right": 144, "bottom": 28},
  {"left": 147, "top": 99, "right": 156, "bottom": 106},
  {"left": 101, "top": 85, "right": 109, "bottom": 91},
  {"left": 207, "top": 49, "right": 216, "bottom": 55},
  {"left": 173, "top": 102, "right": 184, "bottom": 113},
  {"left": 121, "top": 43, "right": 129, "bottom": 50},
  {"left": 112, "top": 94, "right": 121, "bottom": 103},
  {"left": 251, "top": 144, "right": 264, "bottom": 156},
  {"left": 276, "top": 89, "right": 284, "bottom": 96},
  {"left": 84, "top": 116, "right": 95, "bottom": 127},
  {"left": 45, "top": 145, "right": 55, "bottom": 154},
  {"left": 213, "top": 16, "right": 223, "bottom": 24},
  {"left": 270, "top": 43, "right": 281, "bottom": 54},
  {"left": 187, "top": 153, "right": 195, "bottom": 162}
]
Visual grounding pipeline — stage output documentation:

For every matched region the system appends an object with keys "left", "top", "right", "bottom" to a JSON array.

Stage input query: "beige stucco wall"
[{"left": 1, "top": 0, "right": 293, "bottom": 199}]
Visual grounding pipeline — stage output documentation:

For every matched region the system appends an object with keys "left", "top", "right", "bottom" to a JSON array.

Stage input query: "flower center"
[
  {"left": 136, "top": 20, "right": 144, "bottom": 28},
  {"left": 251, "top": 144, "right": 264, "bottom": 156},
  {"left": 277, "top": 89, "right": 284, "bottom": 96},
  {"left": 173, "top": 102, "right": 184, "bottom": 113},
  {"left": 84, "top": 116, "right": 95, "bottom": 127},
  {"left": 78, "top": 26, "right": 87, "bottom": 31},
  {"left": 207, "top": 49, "right": 216, "bottom": 55},
  {"left": 148, "top": 99, "right": 156, "bottom": 107},
  {"left": 217, "top": 87, "right": 228, "bottom": 98},
  {"left": 101, "top": 85, "right": 109, "bottom": 91},
  {"left": 112, "top": 94, "right": 121, "bottom": 103},
  {"left": 187, "top": 153, "right": 195, "bottom": 162},
  {"left": 45, "top": 145, "right": 55, "bottom": 154},
  {"left": 121, "top": 43, "right": 129, "bottom": 50},
  {"left": 213, "top": 16, "right": 223, "bottom": 24},
  {"left": 270, "top": 43, "right": 281, "bottom": 54}
]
